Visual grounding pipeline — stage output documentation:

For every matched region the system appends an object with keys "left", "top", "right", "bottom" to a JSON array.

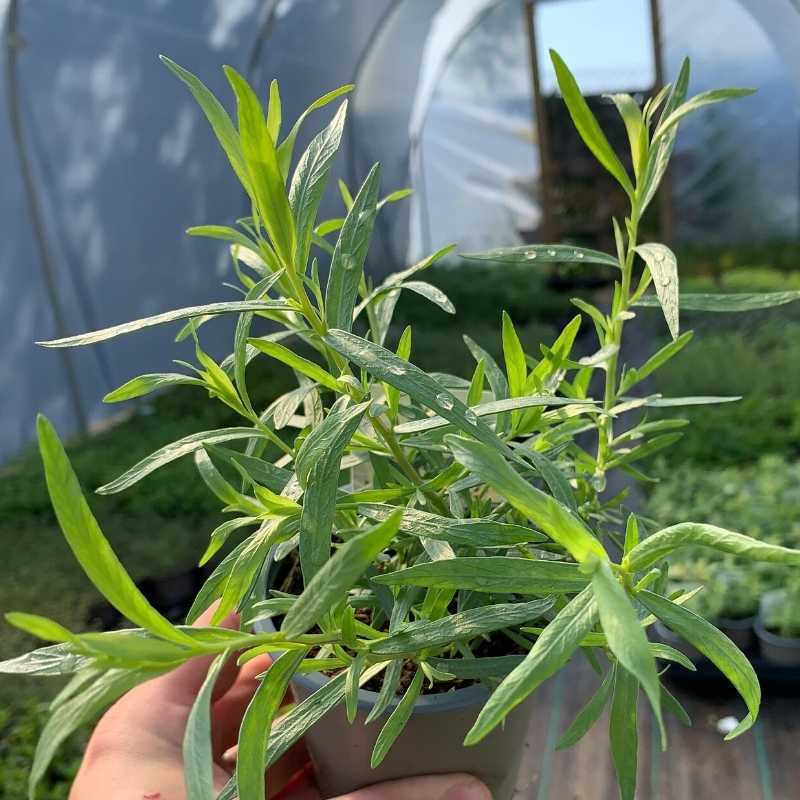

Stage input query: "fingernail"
[
  {"left": 441, "top": 777, "right": 492, "bottom": 800},
  {"left": 221, "top": 745, "right": 238, "bottom": 763}
]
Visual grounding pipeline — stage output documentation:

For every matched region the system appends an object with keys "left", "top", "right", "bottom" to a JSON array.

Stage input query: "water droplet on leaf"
[{"left": 435, "top": 392, "right": 454, "bottom": 411}]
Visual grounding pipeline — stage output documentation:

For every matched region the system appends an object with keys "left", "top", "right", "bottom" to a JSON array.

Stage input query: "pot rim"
[
  {"left": 754, "top": 615, "right": 800, "bottom": 648},
  {"left": 717, "top": 615, "right": 756, "bottom": 630},
  {"left": 292, "top": 667, "right": 489, "bottom": 715}
]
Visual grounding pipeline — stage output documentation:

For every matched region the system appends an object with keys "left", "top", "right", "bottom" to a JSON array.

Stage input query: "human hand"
[{"left": 69, "top": 608, "right": 491, "bottom": 800}]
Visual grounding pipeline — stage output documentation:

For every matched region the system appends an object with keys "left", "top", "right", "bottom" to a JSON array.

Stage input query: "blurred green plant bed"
[
  {"left": 676, "top": 240, "right": 800, "bottom": 278},
  {"left": 0, "top": 703, "right": 82, "bottom": 800},
  {"left": 645, "top": 455, "right": 800, "bottom": 622},
  {"left": 650, "top": 316, "right": 800, "bottom": 465}
]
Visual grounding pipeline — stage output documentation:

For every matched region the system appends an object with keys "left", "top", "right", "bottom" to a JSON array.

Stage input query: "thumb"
[{"left": 332, "top": 773, "right": 492, "bottom": 800}]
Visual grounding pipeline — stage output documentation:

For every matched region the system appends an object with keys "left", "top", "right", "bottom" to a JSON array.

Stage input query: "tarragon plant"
[{"left": 4, "top": 51, "right": 800, "bottom": 800}]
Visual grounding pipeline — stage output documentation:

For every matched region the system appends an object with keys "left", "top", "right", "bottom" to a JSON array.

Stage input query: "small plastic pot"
[
  {"left": 754, "top": 616, "right": 800, "bottom": 666},
  {"left": 291, "top": 669, "right": 535, "bottom": 800},
  {"left": 717, "top": 617, "right": 755, "bottom": 651}
]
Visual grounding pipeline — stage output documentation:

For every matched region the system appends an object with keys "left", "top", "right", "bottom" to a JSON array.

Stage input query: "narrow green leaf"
[
  {"left": 234, "top": 272, "right": 285, "bottom": 417},
  {"left": 159, "top": 56, "right": 250, "bottom": 191},
  {"left": 661, "top": 683, "right": 692, "bottom": 726},
  {"left": 444, "top": 435, "right": 607, "bottom": 563},
  {"left": 289, "top": 101, "right": 348, "bottom": 268},
  {"left": 372, "top": 557, "right": 588, "bottom": 595},
  {"left": 200, "top": 517, "right": 260, "bottom": 567},
  {"left": 639, "top": 591, "right": 759, "bottom": 738},
  {"left": 213, "top": 522, "right": 277, "bottom": 625},
  {"left": 464, "top": 334, "right": 510, "bottom": 434},
  {"left": 224, "top": 66, "right": 296, "bottom": 267},
  {"left": 297, "top": 403, "right": 370, "bottom": 580},
  {"left": 518, "top": 447, "right": 579, "bottom": 513},
  {"left": 325, "top": 330, "right": 511, "bottom": 457},
  {"left": 592, "top": 561, "right": 663, "bottom": 741},
  {"left": 371, "top": 667, "right": 423, "bottom": 767},
  {"left": 5, "top": 613, "right": 76, "bottom": 644},
  {"left": 622, "top": 395, "right": 740, "bottom": 409},
  {"left": 398, "top": 280, "right": 455, "bottom": 314},
  {"left": 282, "top": 510, "right": 403, "bottom": 637},
  {"left": 609, "top": 433, "right": 683, "bottom": 468},
  {"left": 194, "top": 449, "right": 262, "bottom": 515},
  {"left": 624, "top": 522, "right": 800, "bottom": 574},
  {"left": 639, "top": 58, "right": 690, "bottom": 211},
  {"left": 656, "top": 88, "right": 755, "bottom": 138},
  {"left": 186, "top": 539, "right": 250, "bottom": 624},
  {"left": 103, "top": 373, "right": 204, "bottom": 403},
  {"left": 0, "top": 643, "right": 90, "bottom": 676},
  {"left": 183, "top": 650, "right": 231, "bottom": 800},
  {"left": 325, "top": 163, "right": 381, "bottom": 331},
  {"left": 465, "top": 587, "right": 597, "bottom": 744},
  {"left": 265, "top": 672, "right": 347, "bottom": 767},
  {"left": 623, "top": 514, "right": 639, "bottom": 555},
  {"left": 97, "top": 427, "right": 268, "bottom": 495},
  {"left": 358, "top": 503, "right": 546, "bottom": 548},
  {"left": 609, "top": 665, "right": 639, "bottom": 800},
  {"left": 467, "top": 358, "right": 486, "bottom": 407},
  {"left": 428, "top": 656, "right": 524, "bottom": 681},
  {"left": 555, "top": 668, "right": 613, "bottom": 750},
  {"left": 393, "top": 394, "right": 592, "bottom": 435},
  {"left": 186, "top": 225, "right": 257, "bottom": 251},
  {"left": 369, "top": 597, "right": 553, "bottom": 658},
  {"left": 205, "top": 445, "right": 292, "bottom": 494},
  {"left": 37, "top": 416, "right": 194, "bottom": 646},
  {"left": 266, "top": 79, "right": 281, "bottom": 142},
  {"left": 635, "top": 243, "right": 679, "bottom": 339},
  {"left": 277, "top": 84, "right": 354, "bottom": 179},
  {"left": 384, "top": 326, "right": 411, "bottom": 421},
  {"left": 461, "top": 244, "right": 618, "bottom": 268},
  {"left": 249, "top": 338, "right": 341, "bottom": 392},
  {"left": 365, "top": 658, "right": 403, "bottom": 723},
  {"left": 502, "top": 311, "right": 527, "bottom": 399},
  {"left": 635, "top": 291, "right": 800, "bottom": 312},
  {"left": 549, "top": 50, "right": 634, "bottom": 196},
  {"left": 38, "top": 301, "right": 287, "bottom": 348},
  {"left": 619, "top": 331, "right": 693, "bottom": 393},
  {"left": 606, "top": 93, "right": 646, "bottom": 177},
  {"left": 345, "top": 652, "right": 366, "bottom": 723},
  {"left": 236, "top": 648, "right": 307, "bottom": 800}
]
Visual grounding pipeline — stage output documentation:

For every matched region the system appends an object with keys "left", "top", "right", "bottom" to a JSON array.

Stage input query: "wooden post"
[
  {"left": 649, "top": 0, "right": 675, "bottom": 244},
  {"left": 523, "top": 0, "right": 557, "bottom": 242}
]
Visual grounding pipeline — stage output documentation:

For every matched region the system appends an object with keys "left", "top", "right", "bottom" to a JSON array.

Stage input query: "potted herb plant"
[
  {"left": 755, "top": 580, "right": 800, "bottom": 666},
  {"left": 4, "top": 51, "right": 800, "bottom": 800}
]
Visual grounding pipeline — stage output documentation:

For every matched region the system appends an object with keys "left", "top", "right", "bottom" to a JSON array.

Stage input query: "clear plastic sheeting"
[{"left": 2, "top": 0, "right": 800, "bottom": 459}]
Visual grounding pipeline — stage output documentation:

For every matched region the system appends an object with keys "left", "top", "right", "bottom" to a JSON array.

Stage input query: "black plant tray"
[
  {"left": 86, "top": 565, "right": 212, "bottom": 629},
  {"left": 667, "top": 649, "right": 800, "bottom": 695}
]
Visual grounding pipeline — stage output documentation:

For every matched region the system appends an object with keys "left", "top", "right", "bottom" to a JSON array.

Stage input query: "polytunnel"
[{"left": 2, "top": 0, "right": 800, "bottom": 460}]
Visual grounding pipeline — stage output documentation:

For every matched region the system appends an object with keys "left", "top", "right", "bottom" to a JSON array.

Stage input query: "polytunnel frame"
[{"left": 337, "top": 0, "right": 800, "bottom": 260}]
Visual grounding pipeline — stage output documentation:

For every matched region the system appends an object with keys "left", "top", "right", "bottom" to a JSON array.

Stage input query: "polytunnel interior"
[{"left": 2, "top": 0, "right": 800, "bottom": 459}]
